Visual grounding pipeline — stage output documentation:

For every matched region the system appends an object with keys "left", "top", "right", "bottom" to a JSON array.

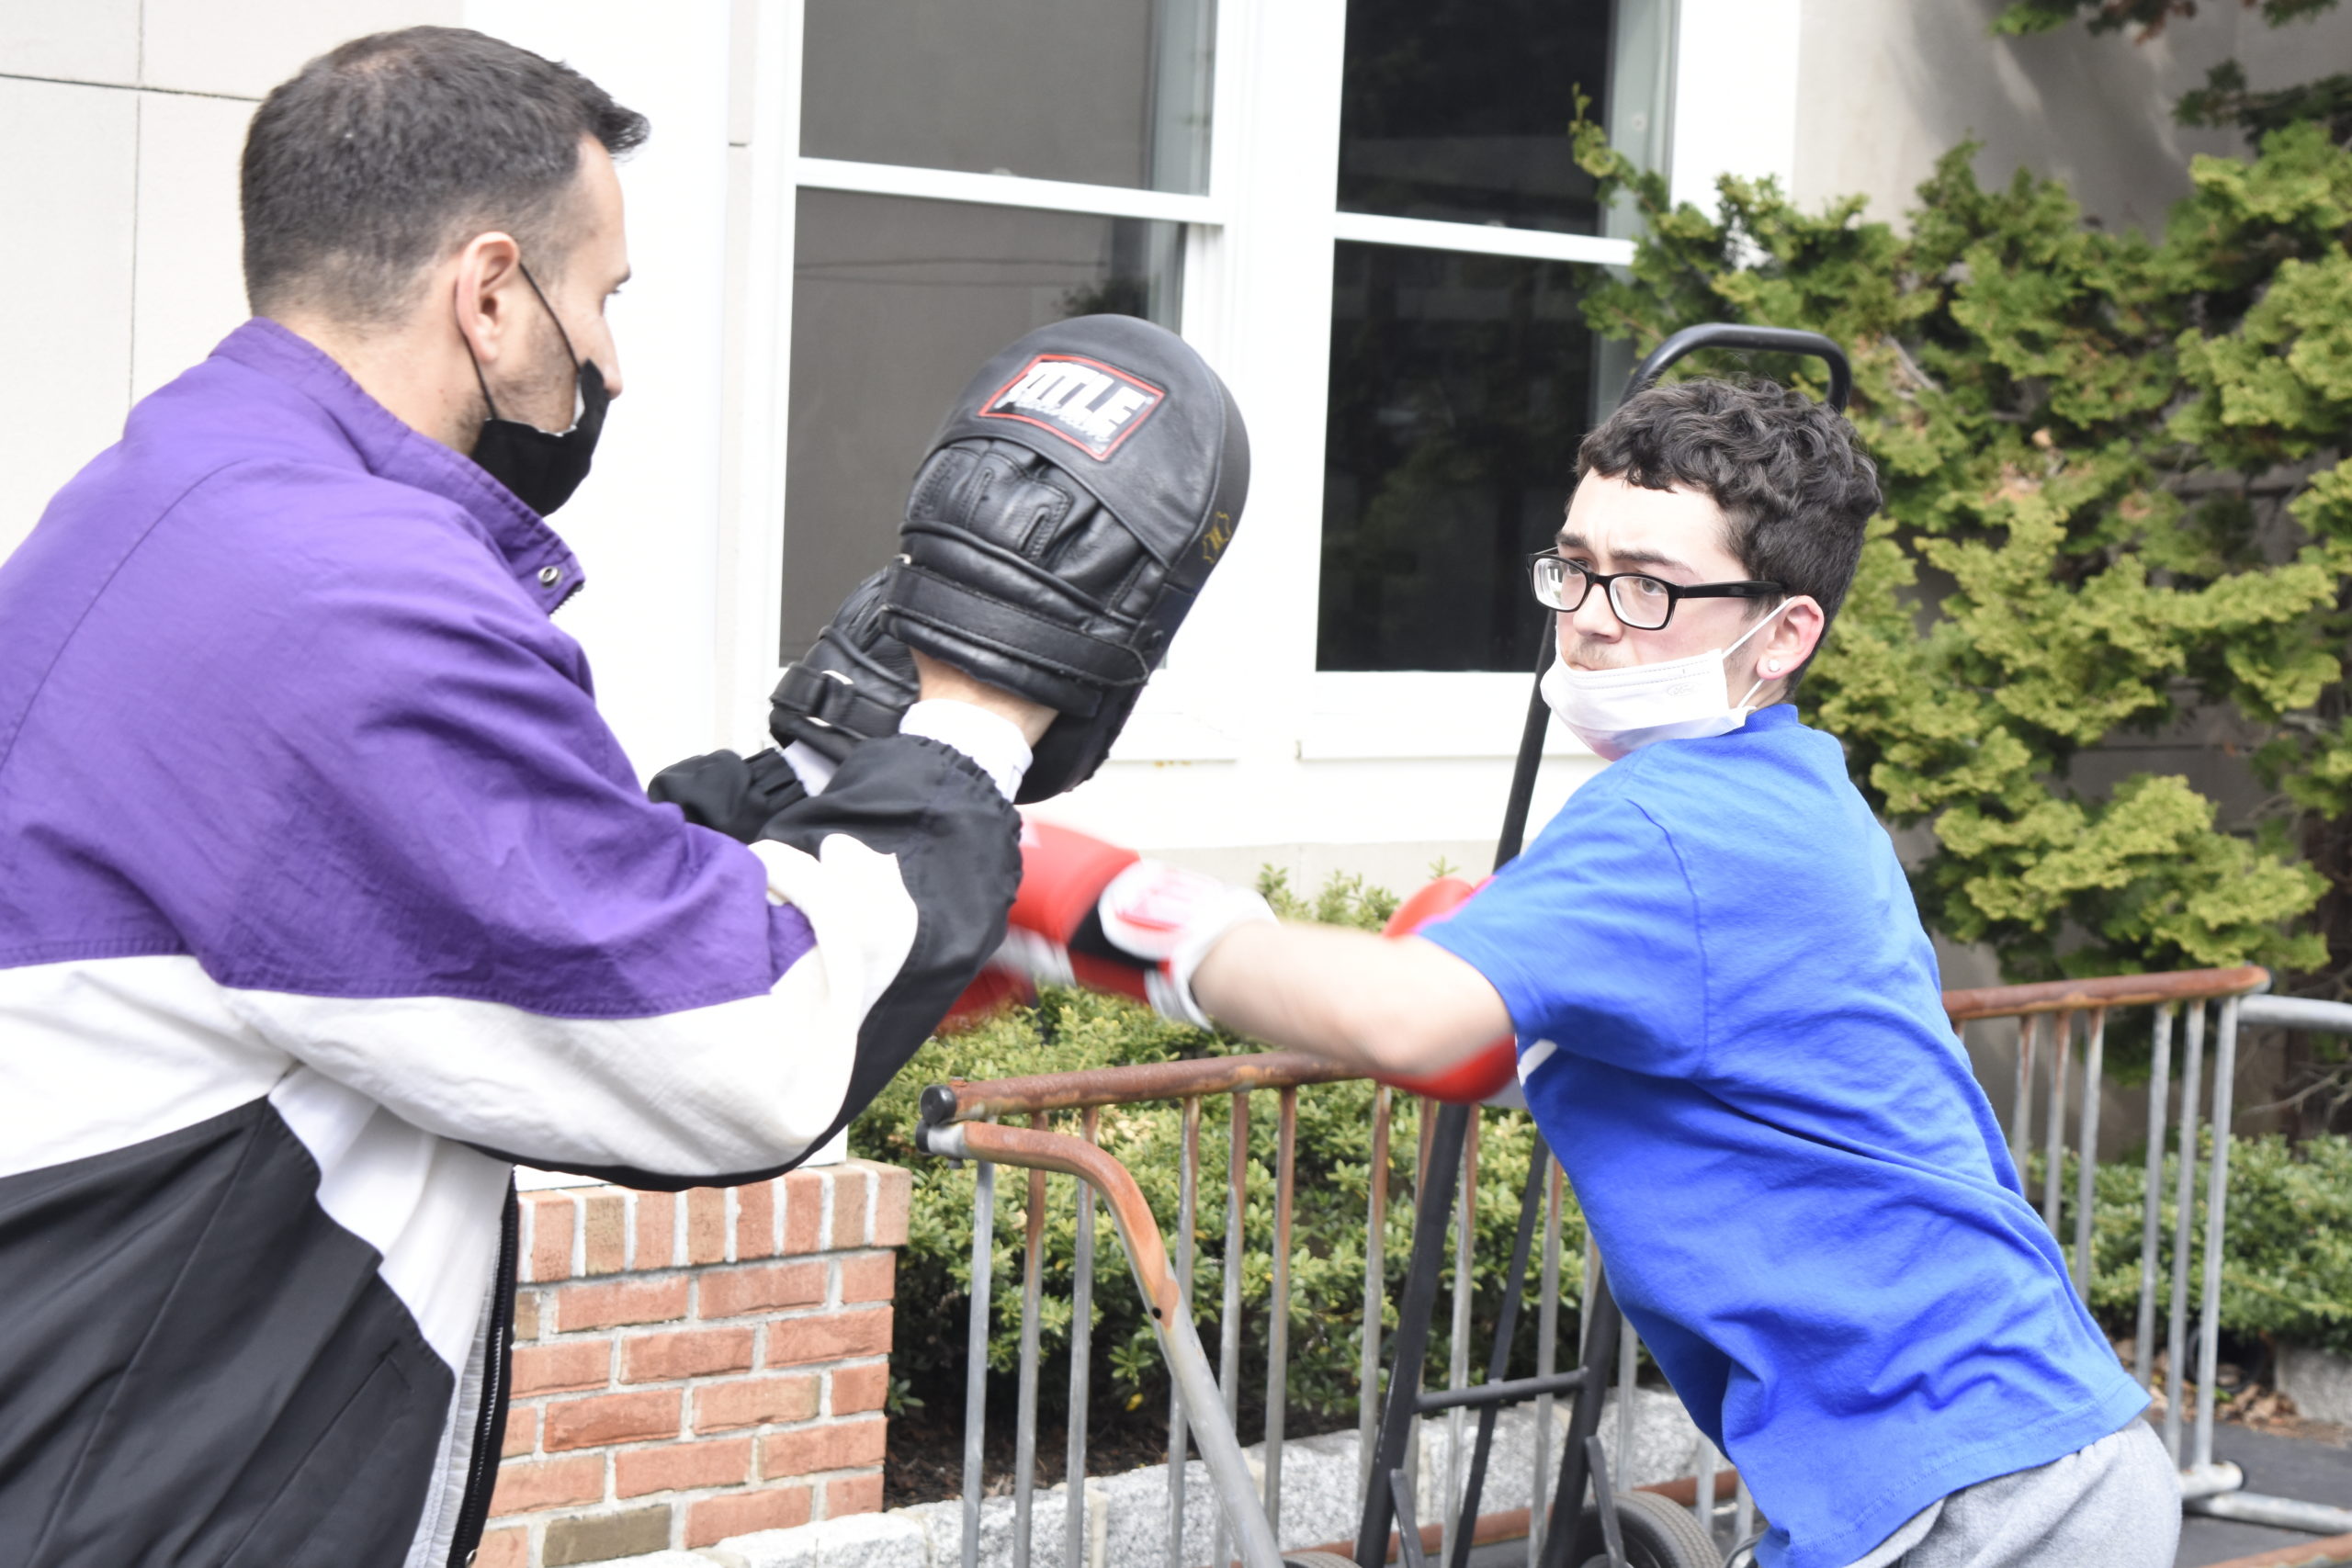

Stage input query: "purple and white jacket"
[{"left": 0, "top": 321, "right": 1020, "bottom": 1568}]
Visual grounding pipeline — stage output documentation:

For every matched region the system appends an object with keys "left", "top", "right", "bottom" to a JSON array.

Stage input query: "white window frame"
[{"left": 720, "top": 0, "right": 1797, "bottom": 855}]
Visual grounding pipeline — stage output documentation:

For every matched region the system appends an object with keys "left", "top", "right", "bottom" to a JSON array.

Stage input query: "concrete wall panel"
[
  {"left": 0, "top": 0, "right": 140, "bottom": 85},
  {"left": 1793, "top": 0, "right": 2352, "bottom": 235},
  {"left": 130, "top": 89, "right": 255, "bottom": 401},
  {"left": 141, "top": 0, "right": 459, "bottom": 100},
  {"left": 0, "top": 77, "right": 138, "bottom": 558}
]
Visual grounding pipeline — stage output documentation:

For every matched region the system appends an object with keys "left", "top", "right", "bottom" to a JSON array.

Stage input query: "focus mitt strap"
[{"left": 769, "top": 569, "right": 919, "bottom": 763}]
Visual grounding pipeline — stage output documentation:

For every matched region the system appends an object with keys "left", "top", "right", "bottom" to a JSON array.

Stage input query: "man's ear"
[
  {"left": 1749, "top": 594, "right": 1825, "bottom": 699},
  {"left": 451, "top": 231, "right": 526, "bottom": 367}
]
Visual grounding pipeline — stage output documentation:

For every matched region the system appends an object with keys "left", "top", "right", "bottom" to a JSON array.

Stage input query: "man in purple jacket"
[{"left": 0, "top": 27, "right": 1246, "bottom": 1568}]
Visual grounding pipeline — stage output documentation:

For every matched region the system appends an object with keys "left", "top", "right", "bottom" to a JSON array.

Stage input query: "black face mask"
[{"left": 466, "top": 263, "right": 609, "bottom": 516}]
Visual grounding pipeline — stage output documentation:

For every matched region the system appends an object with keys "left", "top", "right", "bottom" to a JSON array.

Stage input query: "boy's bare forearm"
[{"left": 1190, "top": 922, "right": 1514, "bottom": 1075}]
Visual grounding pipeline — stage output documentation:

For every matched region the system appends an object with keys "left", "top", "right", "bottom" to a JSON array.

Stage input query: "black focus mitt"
[{"left": 880, "top": 314, "right": 1248, "bottom": 802}]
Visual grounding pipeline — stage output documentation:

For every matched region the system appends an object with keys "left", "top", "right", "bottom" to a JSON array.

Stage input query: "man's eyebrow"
[{"left": 1552, "top": 529, "right": 1696, "bottom": 576}]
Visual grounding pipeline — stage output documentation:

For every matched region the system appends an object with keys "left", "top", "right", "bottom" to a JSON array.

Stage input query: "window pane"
[
  {"left": 782, "top": 190, "right": 1183, "bottom": 661},
  {"left": 1317, "top": 243, "right": 1597, "bottom": 672},
  {"left": 1337, "top": 0, "right": 1613, "bottom": 233},
  {"left": 800, "top": 0, "right": 1215, "bottom": 194}
]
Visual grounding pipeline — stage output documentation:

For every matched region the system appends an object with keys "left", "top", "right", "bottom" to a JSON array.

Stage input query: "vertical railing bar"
[
  {"left": 1577, "top": 1227, "right": 1597, "bottom": 1360},
  {"left": 1359, "top": 1085, "right": 1393, "bottom": 1507},
  {"left": 1539, "top": 1269, "right": 1621, "bottom": 1568},
  {"left": 1734, "top": 1472, "right": 1755, "bottom": 1551},
  {"left": 2134, "top": 1005, "right": 2175, "bottom": 1391},
  {"left": 1358, "top": 1102, "right": 1471, "bottom": 1568},
  {"left": 1693, "top": 1436, "right": 1718, "bottom": 1540},
  {"left": 1169, "top": 1096, "right": 1200, "bottom": 1568},
  {"left": 1441, "top": 1109, "right": 1480, "bottom": 1567},
  {"left": 1530, "top": 1158, "right": 1564, "bottom": 1568},
  {"left": 1392, "top": 1104, "right": 1430, "bottom": 1561},
  {"left": 1448, "top": 1131, "right": 1553, "bottom": 1568},
  {"left": 1265, "top": 1087, "right": 1298, "bottom": 1542},
  {"left": 1211, "top": 1090, "right": 1250, "bottom": 1568},
  {"left": 962, "top": 1154, "right": 997, "bottom": 1568},
  {"left": 2194, "top": 997, "right": 2241, "bottom": 1472},
  {"left": 1014, "top": 1122, "right": 1047, "bottom": 1568},
  {"left": 2071, "top": 1009, "right": 2106, "bottom": 1299},
  {"left": 1614, "top": 1317, "right": 1637, "bottom": 1490},
  {"left": 2041, "top": 1010, "right": 2073, "bottom": 1232},
  {"left": 2009, "top": 1013, "right": 2040, "bottom": 1175},
  {"left": 2164, "top": 1001, "right": 2207, "bottom": 1466},
  {"left": 1064, "top": 1109, "right": 1099, "bottom": 1568}
]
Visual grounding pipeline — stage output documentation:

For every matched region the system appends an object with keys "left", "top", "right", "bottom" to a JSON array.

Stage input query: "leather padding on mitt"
[{"left": 882, "top": 314, "right": 1249, "bottom": 802}]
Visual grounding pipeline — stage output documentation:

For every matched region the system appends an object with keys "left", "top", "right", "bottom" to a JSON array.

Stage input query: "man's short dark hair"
[
  {"left": 242, "top": 27, "right": 649, "bottom": 325},
  {"left": 1577, "top": 377, "right": 1880, "bottom": 685}
]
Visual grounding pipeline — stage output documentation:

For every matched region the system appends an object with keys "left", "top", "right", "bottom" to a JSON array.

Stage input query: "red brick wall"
[{"left": 477, "top": 1160, "right": 910, "bottom": 1568}]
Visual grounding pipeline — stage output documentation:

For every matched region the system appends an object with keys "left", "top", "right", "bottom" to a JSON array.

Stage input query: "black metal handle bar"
[
  {"left": 1624, "top": 321, "right": 1852, "bottom": 412},
  {"left": 1415, "top": 1368, "right": 1590, "bottom": 1414}
]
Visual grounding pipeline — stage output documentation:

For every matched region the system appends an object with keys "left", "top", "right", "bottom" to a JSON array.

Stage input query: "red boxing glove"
[
  {"left": 1374, "top": 876, "right": 1519, "bottom": 1103},
  {"left": 947, "top": 820, "right": 1275, "bottom": 1029},
  {"left": 935, "top": 963, "right": 1034, "bottom": 1034}
]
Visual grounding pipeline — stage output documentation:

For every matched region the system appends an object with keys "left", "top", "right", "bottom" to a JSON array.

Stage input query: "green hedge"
[
  {"left": 850, "top": 873, "right": 2352, "bottom": 1422},
  {"left": 2051, "top": 1132, "right": 2352, "bottom": 1358}
]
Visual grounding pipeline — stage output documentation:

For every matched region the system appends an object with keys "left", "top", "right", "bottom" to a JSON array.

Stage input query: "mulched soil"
[{"left": 886, "top": 1394, "right": 1184, "bottom": 1509}]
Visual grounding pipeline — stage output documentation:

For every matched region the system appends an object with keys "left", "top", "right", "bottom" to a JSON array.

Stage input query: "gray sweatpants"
[{"left": 1841, "top": 1418, "right": 2180, "bottom": 1568}]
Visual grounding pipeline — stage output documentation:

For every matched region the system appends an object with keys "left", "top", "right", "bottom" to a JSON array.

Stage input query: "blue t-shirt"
[{"left": 1420, "top": 705, "right": 2145, "bottom": 1568}]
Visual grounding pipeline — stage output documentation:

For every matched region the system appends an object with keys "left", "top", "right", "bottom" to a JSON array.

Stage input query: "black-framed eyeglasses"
[{"left": 1528, "top": 553, "right": 1784, "bottom": 631}]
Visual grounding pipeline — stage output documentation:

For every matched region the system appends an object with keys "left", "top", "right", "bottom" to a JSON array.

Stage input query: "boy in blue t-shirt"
[{"left": 1162, "top": 381, "right": 2179, "bottom": 1567}]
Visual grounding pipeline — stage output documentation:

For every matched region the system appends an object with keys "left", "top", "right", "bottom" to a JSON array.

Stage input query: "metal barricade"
[{"left": 915, "top": 964, "right": 2352, "bottom": 1567}]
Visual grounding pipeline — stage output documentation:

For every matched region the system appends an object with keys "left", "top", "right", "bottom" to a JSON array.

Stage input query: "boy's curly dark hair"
[{"left": 1577, "top": 378, "right": 1880, "bottom": 686}]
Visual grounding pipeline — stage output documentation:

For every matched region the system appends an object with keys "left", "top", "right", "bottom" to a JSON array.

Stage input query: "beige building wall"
[
  {"left": 1792, "top": 0, "right": 2352, "bottom": 233},
  {"left": 0, "top": 0, "right": 460, "bottom": 564}
]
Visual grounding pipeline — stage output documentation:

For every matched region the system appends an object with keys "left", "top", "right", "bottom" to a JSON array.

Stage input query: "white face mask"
[{"left": 1541, "top": 600, "right": 1793, "bottom": 759}]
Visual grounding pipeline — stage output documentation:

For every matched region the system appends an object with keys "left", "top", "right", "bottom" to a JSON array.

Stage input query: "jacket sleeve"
[
  {"left": 153, "top": 538, "right": 1016, "bottom": 1188},
  {"left": 646, "top": 745, "right": 810, "bottom": 842}
]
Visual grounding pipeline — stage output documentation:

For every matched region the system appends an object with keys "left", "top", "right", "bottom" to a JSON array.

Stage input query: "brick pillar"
[{"left": 477, "top": 1160, "right": 911, "bottom": 1568}]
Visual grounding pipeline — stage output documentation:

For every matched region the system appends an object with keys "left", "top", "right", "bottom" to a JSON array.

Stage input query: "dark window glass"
[
  {"left": 1337, "top": 0, "right": 1614, "bottom": 233},
  {"left": 799, "top": 0, "right": 1215, "bottom": 193},
  {"left": 1317, "top": 243, "right": 1596, "bottom": 672},
  {"left": 782, "top": 190, "right": 1182, "bottom": 660}
]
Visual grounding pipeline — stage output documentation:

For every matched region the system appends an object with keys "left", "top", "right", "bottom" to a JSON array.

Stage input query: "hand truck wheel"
[{"left": 1576, "top": 1488, "right": 1723, "bottom": 1568}]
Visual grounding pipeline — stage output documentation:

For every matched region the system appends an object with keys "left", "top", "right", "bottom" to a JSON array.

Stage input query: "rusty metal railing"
[
  {"left": 918, "top": 961, "right": 2352, "bottom": 1567},
  {"left": 1940, "top": 964, "right": 2352, "bottom": 1538},
  {"left": 921, "top": 1053, "right": 1355, "bottom": 1568}
]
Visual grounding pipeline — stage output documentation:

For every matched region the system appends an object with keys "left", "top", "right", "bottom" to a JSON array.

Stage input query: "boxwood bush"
[{"left": 2052, "top": 1131, "right": 2352, "bottom": 1359}]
